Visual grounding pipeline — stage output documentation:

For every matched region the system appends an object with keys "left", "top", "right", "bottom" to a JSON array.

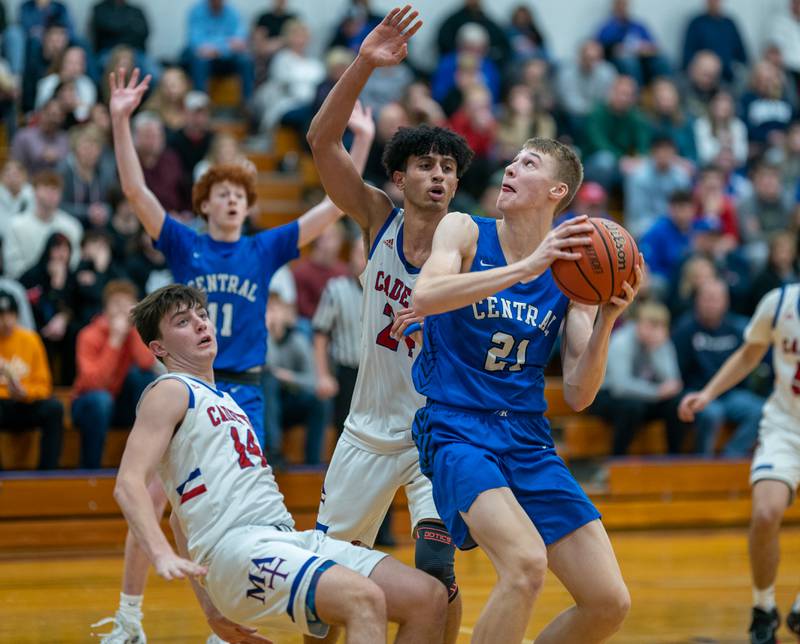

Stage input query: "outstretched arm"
[
  {"left": 307, "top": 6, "right": 422, "bottom": 233},
  {"left": 559, "top": 259, "right": 643, "bottom": 411},
  {"left": 678, "top": 341, "right": 768, "bottom": 421},
  {"left": 170, "top": 513, "right": 273, "bottom": 644},
  {"left": 114, "top": 379, "right": 206, "bottom": 581},
  {"left": 109, "top": 68, "right": 166, "bottom": 240},
  {"left": 296, "top": 101, "right": 375, "bottom": 247},
  {"left": 413, "top": 214, "right": 595, "bottom": 317}
]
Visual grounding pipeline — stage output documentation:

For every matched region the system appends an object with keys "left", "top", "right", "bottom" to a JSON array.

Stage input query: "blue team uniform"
[
  {"left": 155, "top": 215, "right": 299, "bottom": 446},
  {"left": 412, "top": 216, "right": 600, "bottom": 549}
]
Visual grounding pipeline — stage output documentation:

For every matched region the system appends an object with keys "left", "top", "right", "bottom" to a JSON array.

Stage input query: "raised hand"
[
  {"left": 359, "top": 5, "right": 422, "bottom": 68},
  {"left": 347, "top": 99, "right": 375, "bottom": 139},
  {"left": 109, "top": 67, "right": 151, "bottom": 120}
]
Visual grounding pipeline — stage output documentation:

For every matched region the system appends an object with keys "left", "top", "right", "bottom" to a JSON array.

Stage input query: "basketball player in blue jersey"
[
  {"left": 307, "top": 7, "right": 470, "bottom": 644},
  {"left": 92, "top": 70, "right": 375, "bottom": 643},
  {"left": 412, "top": 137, "right": 643, "bottom": 644}
]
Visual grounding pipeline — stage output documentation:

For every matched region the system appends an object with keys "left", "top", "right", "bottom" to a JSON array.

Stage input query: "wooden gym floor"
[{"left": 1, "top": 527, "right": 799, "bottom": 643}]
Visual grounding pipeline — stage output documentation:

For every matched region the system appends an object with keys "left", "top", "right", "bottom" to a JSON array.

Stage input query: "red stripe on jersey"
[{"left": 180, "top": 484, "right": 207, "bottom": 504}]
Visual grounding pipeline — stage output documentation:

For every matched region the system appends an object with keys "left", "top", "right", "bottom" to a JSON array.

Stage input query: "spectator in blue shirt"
[
  {"left": 183, "top": 0, "right": 254, "bottom": 101},
  {"left": 672, "top": 277, "right": 764, "bottom": 456},
  {"left": 682, "top": 0, "right": 748, "bottom": 83},
  {"left": 594, "top": 0, "right": 670, "bottom": 87},
  {"left": 431, "top": 22, "right": 500, "bottom": 111},
  {"left": 638, "top": 189, "right": 695, "bottom": 298},
  {"left": 624, "top": 136, "right": 693, "bottom": 238}
]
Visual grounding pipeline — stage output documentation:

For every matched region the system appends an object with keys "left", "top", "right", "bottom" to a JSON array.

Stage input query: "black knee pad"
[{"left": 415, "top": 520, "right": 458, "bottom": 601}]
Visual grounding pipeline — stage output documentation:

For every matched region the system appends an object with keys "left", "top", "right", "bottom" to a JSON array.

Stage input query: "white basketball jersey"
[
  {"left": 344, "top": 208, "right": 426, "bottom": 453},
  {"left": 745, "top": 284, "right": 800, "bottom": 434},
  {"left": 149, "top": 374, "right": 294, "bottom": 564}
]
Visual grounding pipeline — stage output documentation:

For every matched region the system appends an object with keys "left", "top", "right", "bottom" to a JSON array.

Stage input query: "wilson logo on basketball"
[{"left": 602, "top": 221, "right": 628, "bottom": 271}]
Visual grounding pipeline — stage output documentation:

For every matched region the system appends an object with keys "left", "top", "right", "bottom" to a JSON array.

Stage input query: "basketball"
[{"left": 551, "top": 217, "right": 638, "bottom": 305}]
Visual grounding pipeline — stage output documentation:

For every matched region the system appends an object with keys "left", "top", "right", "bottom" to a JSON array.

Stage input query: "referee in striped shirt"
[{"left": 312, "top": 234, "right": 366, "bottom": 435}]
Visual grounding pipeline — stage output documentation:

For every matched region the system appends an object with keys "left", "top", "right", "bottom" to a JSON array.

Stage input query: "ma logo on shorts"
[{"left": 246, "top": 556, "right": 289, "bottom": 603}]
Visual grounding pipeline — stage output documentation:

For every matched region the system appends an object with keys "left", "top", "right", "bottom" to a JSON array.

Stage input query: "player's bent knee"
[
  {"left": 415, "top": 520, "right": 459, "bottom": 601},
  {"left": 751, "top": 502, "right": 785, "bottom": 530},
  {"left": 594, "top": 584, "right": 631, "bottom": 630},
  {"left": 500, "top": 552, "right": 547, "bottom": 598},
  {"left": 347, "top": 577, "right": 387, "bottom": 623}
]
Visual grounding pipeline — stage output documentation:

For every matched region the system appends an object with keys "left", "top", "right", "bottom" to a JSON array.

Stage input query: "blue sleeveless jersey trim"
[
  {"left": 396, "top": 222, "right": 421, "bottom": 274},
  {"left": 368, "top": 208, "right": 400, "bottom": 259}
]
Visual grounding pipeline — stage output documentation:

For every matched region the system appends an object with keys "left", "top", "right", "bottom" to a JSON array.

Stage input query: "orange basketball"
[{"left": 551, "top": 217, "right": 638, "bottom": 305}]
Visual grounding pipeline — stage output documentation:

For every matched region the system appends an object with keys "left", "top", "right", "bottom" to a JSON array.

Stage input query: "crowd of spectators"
[{"left": 1, "top": 0, "right": 799, "bottom": 468}]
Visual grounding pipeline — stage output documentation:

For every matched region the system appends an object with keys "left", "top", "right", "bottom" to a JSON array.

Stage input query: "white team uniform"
[
  {"left": 745, "top": 285, "right": 800, "bottom": 491},
  {"left": 317, "top": 208, "right": 439, "bottom": 546},
  {"left": 152, "top": 373, "right": 386, "bottom": 638}
]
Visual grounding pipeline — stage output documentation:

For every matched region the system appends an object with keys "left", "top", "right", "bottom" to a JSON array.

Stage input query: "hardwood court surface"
[{"left": 1, "top": 527, "right": 799, "bottom": 643}]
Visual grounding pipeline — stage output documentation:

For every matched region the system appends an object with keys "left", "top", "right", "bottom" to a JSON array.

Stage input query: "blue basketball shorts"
[
  {"left": 216, "top": 381, "right": 265, "bottom": 448},
  {"left": 412, "top": 401, "right": 600, "bottom": 550}
]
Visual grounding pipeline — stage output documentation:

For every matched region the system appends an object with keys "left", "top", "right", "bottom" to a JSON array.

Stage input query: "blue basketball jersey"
[
  {"left": 413, "top": 216, "right": 568, "bottom": 414},
  {"left": 155, "top": 215, "right": 299, "bottom": 372}
]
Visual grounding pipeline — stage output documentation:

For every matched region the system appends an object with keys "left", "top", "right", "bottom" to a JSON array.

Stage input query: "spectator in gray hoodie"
[{"left": 588, "top": 301, "right": 690, "bottom": 455}]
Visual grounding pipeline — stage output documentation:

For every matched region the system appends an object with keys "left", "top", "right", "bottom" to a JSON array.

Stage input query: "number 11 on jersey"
[{"left": 207, "top": 302, "right": 233, "bottom": 337}]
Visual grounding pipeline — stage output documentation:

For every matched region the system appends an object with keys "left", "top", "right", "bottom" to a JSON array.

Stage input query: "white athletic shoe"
[
  {"left": 206, "top": 635, "right": 230, "bottom": 644},
  {"left": 91, "top": 611, "right": 147, "bottom": 643}
]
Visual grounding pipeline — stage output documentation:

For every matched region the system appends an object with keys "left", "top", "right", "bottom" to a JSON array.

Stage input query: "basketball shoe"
[
  {"left": 749, "top": 606, "right": 780, "bottom": 644},
  {"left": 787, "top": 606, "right": 800, "bottom": 638},
  {"left": 91, "top": 610, "right": 146, "bottom": 643}
]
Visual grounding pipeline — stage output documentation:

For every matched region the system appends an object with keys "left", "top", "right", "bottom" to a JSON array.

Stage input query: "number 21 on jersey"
[{"left": 485, "top": 332, "right": 529, "bottom": 371}]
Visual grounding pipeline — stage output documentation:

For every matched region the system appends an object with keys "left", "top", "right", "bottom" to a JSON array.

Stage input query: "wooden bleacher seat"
[
  {"left": 0, "top": 387, "right": 131, "bottom": 471},
  {"left": 208, "top": 75, "right": 242, "bottom": 109}
]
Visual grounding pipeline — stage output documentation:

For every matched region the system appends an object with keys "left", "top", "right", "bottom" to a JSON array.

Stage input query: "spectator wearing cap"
[
  {"left": 690, "top": 216, "right": 752, "bottom": 314},
  {"left": 554, "top": 181, "right": 610, "bottom": 226},
  {"left": 672, "top": 278, "right": 764, "bottom": 456},
  {"left": 638, "top": 190, "right": 696, "bottom": 298},
  {"left": 0, "top": 289, "right": 64, "bottom": 469},
  {"left": 0, "top": 277, "right": 35, "bottom": 330},
  {"left": 4, "top": 170, "right": 82, "bottom": 279},
  {"left": 71, "top": 280, "right": 156, "bottom": 468},
  {"left": 624, "top": 136, "right": 693, "bottom": 238},
  {"left": 183, "top": 0, "right": 254, "bottom": 101},
  {"left": 11, "top": 98, "right": 70, "bottom": 176},
  {"left": 589, "top": 301, "right": 689, "bottom": 455},
  {"left": 167, "top": 91, "right": 213, "bottom": 182}
]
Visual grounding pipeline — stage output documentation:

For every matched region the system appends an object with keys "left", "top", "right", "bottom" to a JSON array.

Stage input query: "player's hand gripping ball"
[{"left": 551, "top": 217, "right": 638, "bottom": 305}]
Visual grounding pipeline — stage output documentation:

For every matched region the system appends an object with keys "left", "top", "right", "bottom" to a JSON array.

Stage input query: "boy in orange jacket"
[
  {"left": 72, "top": 280, "right": 157, "bottom": 468},
  {"left": 0, "top": 289, "right": 63, "bottom": 468}
]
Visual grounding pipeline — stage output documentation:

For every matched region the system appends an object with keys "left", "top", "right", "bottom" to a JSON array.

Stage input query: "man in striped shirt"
[{"left": 312, "top": 234, "right": 366, "bottom": 437}]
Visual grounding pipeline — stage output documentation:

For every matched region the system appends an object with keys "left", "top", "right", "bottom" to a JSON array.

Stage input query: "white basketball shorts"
[
  {"left": 316, "top": 437, "right": 439, "bottom": 546},
  {"left": 204, "top": 525, "right": 387, "bottom": 638},
  {"left": 750, "top": 422, "right": 800, "bottom": 493}
]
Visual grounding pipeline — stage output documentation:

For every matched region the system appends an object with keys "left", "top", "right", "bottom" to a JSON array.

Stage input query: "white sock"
[
  {"left": 753, "top": 586, "right": 776, "bottom": 611},
  {"left": 118, "top": 592, "right": 143, "bottom": 620},
  {"left": 792, "top": 592, "right": 800, "bottom": 613}
]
